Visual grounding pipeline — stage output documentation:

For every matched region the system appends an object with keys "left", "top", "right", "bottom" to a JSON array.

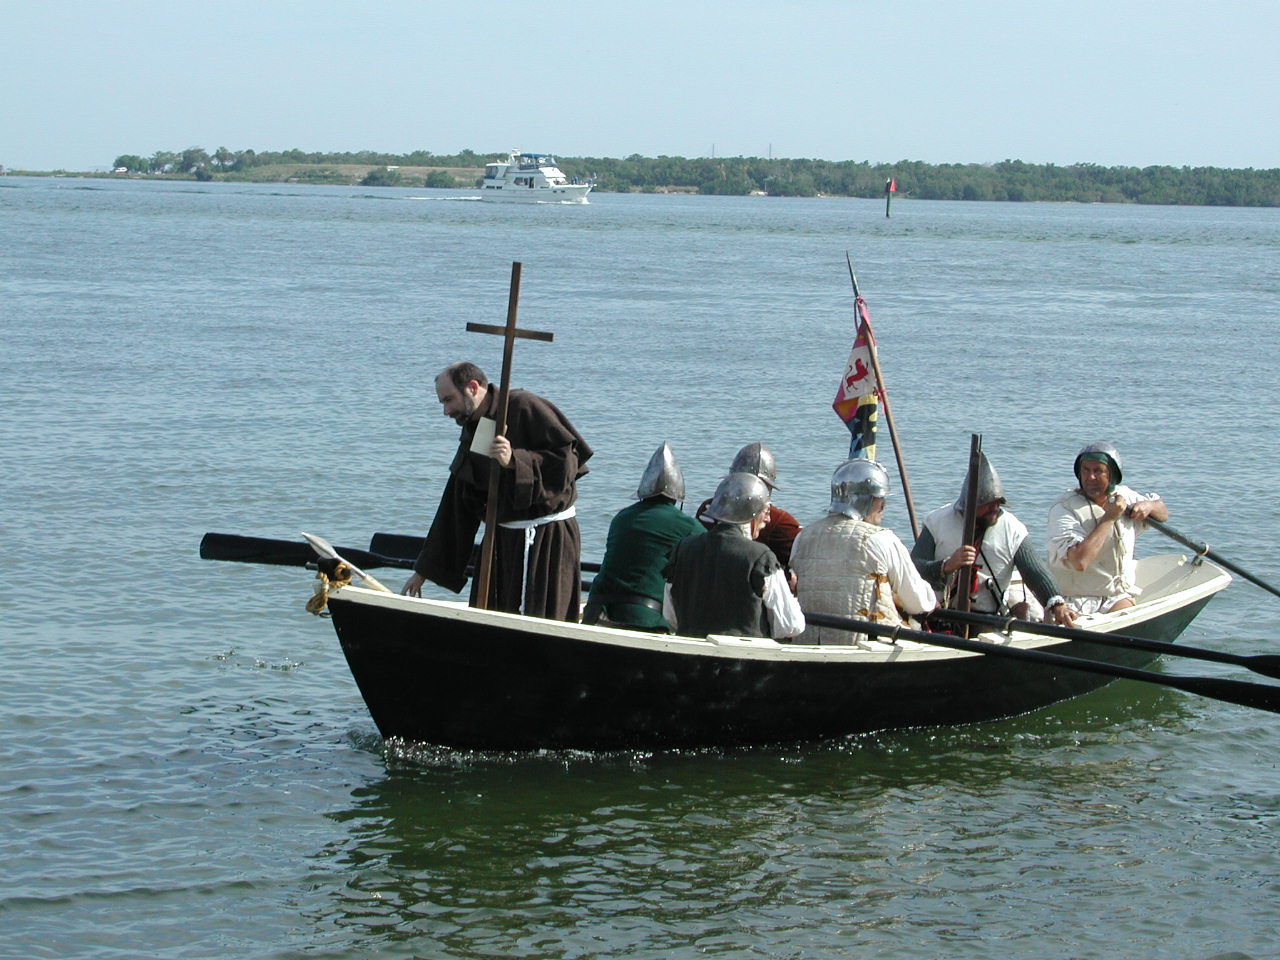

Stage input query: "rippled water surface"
[{"left": 3, "top": 177, "right": 1278, "bottom": 959}]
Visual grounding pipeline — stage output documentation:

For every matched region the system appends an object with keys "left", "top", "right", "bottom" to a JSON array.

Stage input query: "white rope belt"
[{"left": 497, "top": 506, "right": 577, "bottom": 613}]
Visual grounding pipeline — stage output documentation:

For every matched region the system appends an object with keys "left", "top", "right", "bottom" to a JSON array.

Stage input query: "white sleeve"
[
  {"left": 762, "top": 568, "right": 806, "bottom": 639},
  {"left": 879, "top": 532, "right": 937, "bottom": 614},
  {"left": 662, "top": 582, "right": 678, "bottom": 632},
  {"left": 1046, "top": 497, "right": 1083, "bottom": 566}
]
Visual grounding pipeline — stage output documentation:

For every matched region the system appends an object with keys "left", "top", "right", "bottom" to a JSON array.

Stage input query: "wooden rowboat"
[{"left": 325, "top": 553, "right": 1232, "bottom": 751}]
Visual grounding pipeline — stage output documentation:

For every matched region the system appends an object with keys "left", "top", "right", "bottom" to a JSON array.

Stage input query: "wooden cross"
[{"left": 466, "top": 261, "right": 555, "bottom": 610}]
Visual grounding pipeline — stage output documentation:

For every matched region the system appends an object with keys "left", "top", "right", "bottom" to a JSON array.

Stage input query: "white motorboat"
[{"left": 481, "top": 151, "right": 593, "bottom": 203}]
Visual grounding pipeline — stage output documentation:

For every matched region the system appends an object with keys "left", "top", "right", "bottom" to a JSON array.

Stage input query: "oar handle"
[{"left": 1147, "top": 518, "right": 1280, "bottom": 600}]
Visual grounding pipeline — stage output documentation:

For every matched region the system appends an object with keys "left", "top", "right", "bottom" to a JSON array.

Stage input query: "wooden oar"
[
  {"left": 200, "top": 532, "right": 414, "bottom": 570},
  {"left": 1145, "top": 518, "right": 1280, "bottom": 600},
  {"left": 930, "top": 607, "right": 1280, "bottom": 681},
  {"left": 803, "top": 611, "right": 1280, "bottom": 715},
  {"left": 369, "top": 532, "right": 602, "bottom": 573}
]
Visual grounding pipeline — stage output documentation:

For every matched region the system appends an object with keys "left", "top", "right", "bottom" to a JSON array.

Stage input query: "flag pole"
[
  {"left": 846, "top": 254, "right": 919, "bottom": 538},
  {"left": 884, "top": 176, "right": 896, "bottom": 218}
]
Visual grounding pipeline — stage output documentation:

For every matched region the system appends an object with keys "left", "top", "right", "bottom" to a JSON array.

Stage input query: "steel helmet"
[
  {"left": 1074, "top": 442, "right": 1123, "bottom": 492},
  {"left": 635, "top": 442, "right": 685, "bottom": 501},
  {"left": 829, "top": 458, "right": 890, "bottom": 520},
  {"left": 729, "top": 442, "right": 779, "bottom": 491},
  {"left": 704, "top": 472, "right": 771, "bottom": 525},
  {"left": 953, "top": 451, "right": 1007, "bottom": 512}
]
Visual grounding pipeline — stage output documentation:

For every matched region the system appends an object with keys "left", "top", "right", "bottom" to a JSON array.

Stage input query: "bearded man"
[
  {"left": 401, "top": 361, "right": 593, "bottom": 621},
  {"left": 912, "top": 452, "right": 1075, "bottom": 626}
]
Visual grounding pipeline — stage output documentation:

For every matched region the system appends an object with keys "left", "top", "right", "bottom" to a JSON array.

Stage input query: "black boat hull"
[{"left": 327, "top": 555, "right": 1227, "bottom": 750}]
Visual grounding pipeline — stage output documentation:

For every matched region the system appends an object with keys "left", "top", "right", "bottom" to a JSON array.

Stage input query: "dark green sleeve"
[
  {"left": 910, "top": 525, "right": 947, "bottom": 588},
  {"left": 1013, "top": 538, "right": 1060, "bottom": 606}
]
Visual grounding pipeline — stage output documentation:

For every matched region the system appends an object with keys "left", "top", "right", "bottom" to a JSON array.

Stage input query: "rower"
[
  {"left": 911, "top": 451, "right": 1075, "bottom": 626},
  {"left": 1046, "top": 442, "right": 1168, "bottom": 615}
]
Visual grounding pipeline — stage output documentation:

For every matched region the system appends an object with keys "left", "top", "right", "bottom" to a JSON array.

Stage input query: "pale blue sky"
[{"left": 3, "top": 0, "right": 1276, "bottom": 171}]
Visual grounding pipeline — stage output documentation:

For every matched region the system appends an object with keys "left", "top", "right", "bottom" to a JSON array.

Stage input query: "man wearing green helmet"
[{"left": 1047, "top": 442, "right": 1168, "bottom": 614}]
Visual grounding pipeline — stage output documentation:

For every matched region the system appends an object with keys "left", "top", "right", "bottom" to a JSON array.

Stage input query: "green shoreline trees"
[{"left": 102, "top": 147, "right": 1280, "bottom": 206}]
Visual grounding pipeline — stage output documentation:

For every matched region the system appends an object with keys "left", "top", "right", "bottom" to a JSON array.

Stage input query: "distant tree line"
[
  {"left": 110, "top": 147, "right": 1280, "bottom": 206},
  {"left": 579, "top": 155, "right": 1280, "bottom": 206},
  {"left": 111, "top": 146, "right": 491, "bottom": 175},
  {"left": 110, "top": 147, "right": 483, "bottom": 186}
]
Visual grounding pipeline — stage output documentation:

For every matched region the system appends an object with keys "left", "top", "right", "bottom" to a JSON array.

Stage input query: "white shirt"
[
  {"left": 1047, "top": 483, "right": 1159, "bottom": 599},
  {"left": 662, "top": 568, "right": 806, "bottom": 640}
]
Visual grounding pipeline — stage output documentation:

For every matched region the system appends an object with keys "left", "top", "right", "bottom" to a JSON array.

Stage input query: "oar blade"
[
  {"left": 1242, "top": 655, "right": 1280, "bottom": 683},
  {"left": 1170, "top": 675, "right": 1280, "bottom": 715},
  {"left": 200, "top": 533, "right": 414, "bottom": 570},
  {"left": 200, "top": 532, "right": 316, "bottom": 567},
  {"left": 370, "top": 532, "right": 423, "bottom": 560}
]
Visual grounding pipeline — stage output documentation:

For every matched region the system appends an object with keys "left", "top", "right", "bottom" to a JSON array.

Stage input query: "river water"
[{"left": 3, "top": 176, "right": 1278, "bottom": 959}]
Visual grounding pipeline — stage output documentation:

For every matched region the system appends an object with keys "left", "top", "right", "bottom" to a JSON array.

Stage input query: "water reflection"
[{"left": 307, "top": 684, "right": 1207, "bottom": 958}]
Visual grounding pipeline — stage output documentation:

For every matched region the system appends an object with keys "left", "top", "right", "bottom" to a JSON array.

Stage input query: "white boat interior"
[{"left": 331, "top": 553, "right": 1230, "bottom": 665}]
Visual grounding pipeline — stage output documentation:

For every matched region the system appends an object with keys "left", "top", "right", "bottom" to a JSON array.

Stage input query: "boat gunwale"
[{"left": 328, "top": 553, "right": 1231, "bottom": 665}]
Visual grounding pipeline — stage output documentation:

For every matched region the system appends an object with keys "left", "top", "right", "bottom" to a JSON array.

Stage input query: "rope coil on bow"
[{"left": 306, "top": 558, "right": 353, "bottom": 616}]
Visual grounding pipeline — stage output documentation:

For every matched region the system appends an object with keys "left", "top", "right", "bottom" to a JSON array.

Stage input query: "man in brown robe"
[{"left": 401, "top": 362, "right": 593, "bottom": 621}]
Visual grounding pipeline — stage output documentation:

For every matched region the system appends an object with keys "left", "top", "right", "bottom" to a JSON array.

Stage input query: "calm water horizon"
[{"left": 2, "top": 175, "right": 1278, "bottom": 959}]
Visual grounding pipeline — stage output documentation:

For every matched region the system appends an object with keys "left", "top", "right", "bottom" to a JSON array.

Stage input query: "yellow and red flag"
[{"left": 832, "top": 297, "right": 879, "bottom": 459}]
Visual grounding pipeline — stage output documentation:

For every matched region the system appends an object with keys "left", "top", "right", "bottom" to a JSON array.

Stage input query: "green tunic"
[{"left": 586, "top": 498, "right": 704, "bottom": 630}]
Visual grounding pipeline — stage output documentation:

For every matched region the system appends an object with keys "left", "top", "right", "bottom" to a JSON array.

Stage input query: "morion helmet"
[
  {"left": 829, "top": 458, "right": 890, "bottom": 520},
  {"left": 705, "top": 472, "right": 771, "bottom": 525},
  {"left": 1074, "top": 441, "right": 1123, "bottom": 492},
  {"left": 953, "top": 451, "right": 1007, "bottom": 512},
  {"left": 729, "top": 442, "right": 779, "bottom": 491},
  {"left": 635, "top": 442, "right": 686, "bottom": 501}
]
